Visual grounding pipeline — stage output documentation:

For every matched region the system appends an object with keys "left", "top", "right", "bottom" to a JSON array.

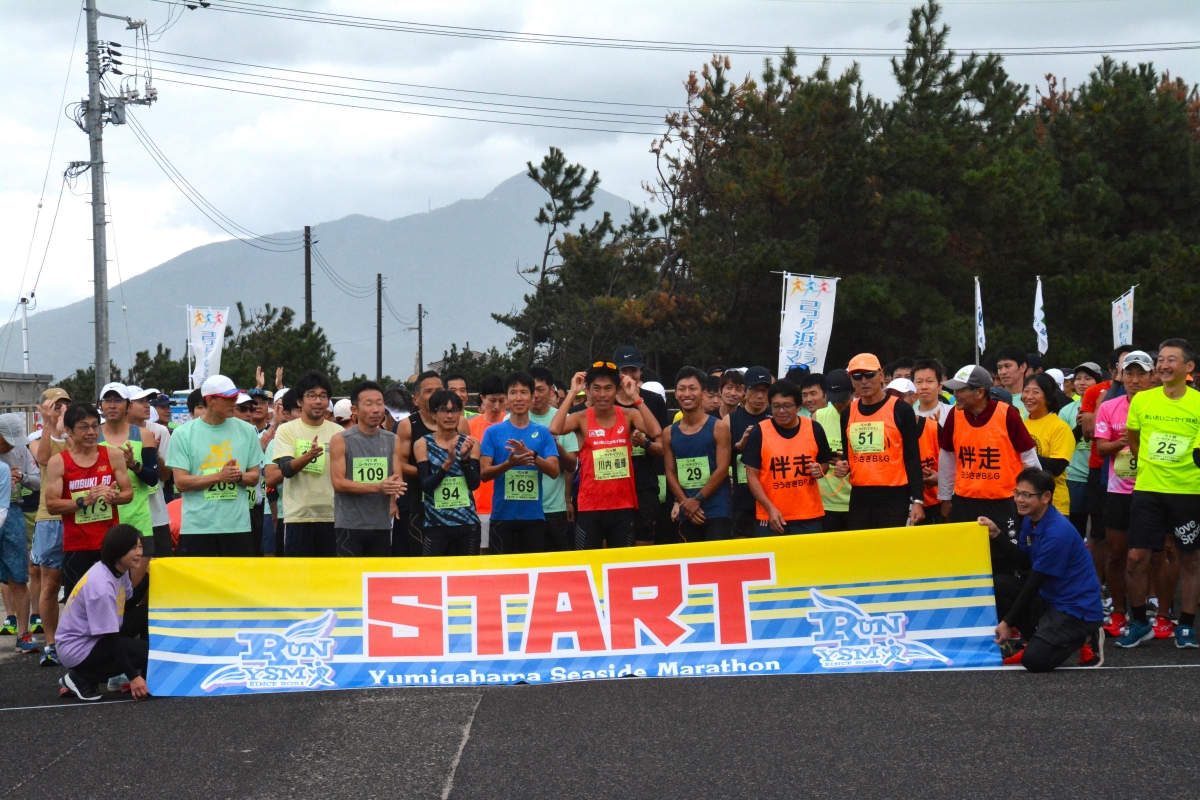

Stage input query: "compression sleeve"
[
  {"left": 812, "top": 422, "right": 833, "bottom": 463},
  {"left": 1019, "top": 449, "right": 1041, "bottom": 470},
  {"left": 1038, "top": 456, "right": 1069, "bottom": 476},
  {"left": 136, "top": 446, "right": 160, "bottom": 488},
  {"left": 276, "top": 456, "right": 297, "bottom": 479},
  {"left": 894, "top": 401, "right": 925, "bottom": 500},
  {"left": 1002, "top": 571, "right": 1049, "bottom": 627},
  {"left": 462, "top": 457, "right": 482, "bottom": 492},
  {"left": 419, "top": 462, "right": 446, "bottom": 494}
]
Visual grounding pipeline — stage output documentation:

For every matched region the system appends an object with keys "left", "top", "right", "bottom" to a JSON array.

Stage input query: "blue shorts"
[
  {"left": 30, "top": 519, "right": 64, "bottom": 570},
  {"left": 1067, "top": 479, "right": 1088, "bottom": 515},
  {"left": 0, "top": 504, "right": 29, "bottom": 584}
]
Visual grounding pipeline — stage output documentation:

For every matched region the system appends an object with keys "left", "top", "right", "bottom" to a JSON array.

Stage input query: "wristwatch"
[{"left": 75, "top": 496, "right": 86, "bottom": 509}]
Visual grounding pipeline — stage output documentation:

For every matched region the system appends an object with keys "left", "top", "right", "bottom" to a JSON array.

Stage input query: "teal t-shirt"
[
  {"left": 529, "top": 409, "right": 579, "bottom": 515},
  {"left": 1058, "top": 400, "right": 1090, "bottom": 483},
  {"left": 167, "top": 417, "right": 265, "bottom": 534}
]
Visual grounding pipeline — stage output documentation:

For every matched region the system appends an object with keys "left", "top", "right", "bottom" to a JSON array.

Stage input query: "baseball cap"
[
  {"left": 784, "top": 365, "right": 811, "bottom": 383},
  {"left": 847, "top": 353, "right": 882, "bottom": 373},
  {"left": 642, "top": 381, "right": 667, "bottom": 402},
  {"left": 1123, "top": 350, "right": 1154, "bottom": 372},
  {"left": 0, "top": 413, "right": 29, "bottom": 448},
  {"left": 1044, "top": 369, "right": 1065, "bottom": 390},
  {"left": 151, "top": 393, "right": 172, "bottom": 406},
  {"left": 886, "top": 378, "right": 917, "bottom": 395},
  {"left": 743, "top": 366, "right": 773, "bottom": 388},
  {"left": 387, "top": 407, "right": 409, "bottom": 422},
  {"left": 613, "top": 345, "right": 644, "bottom": 370},
  {"left": 1073, "top": 361, "right": 1103, "bottom": 381},
  {"left": 236, "top": 392, "right": 253, "bottom": 406},
  {"left": 333, "top": 398, "right": 353, "bottom": 420},
  {"left": 127, "top": 386, "right": 159, "bottom": 401},
  {"left": 41, "top": 387, "right": 71, "bottom": 404},
  {"left": 943, "top": 365, "right": 993, "bottom": 391},
  {"left": 247, "top": 388, "right": 272, "bottom": 401},
  {"left": 989, "top": 386, "right": 1013, "bottom": 405},
  {"left": 99, "top": 382, "right": 129, "bottom": 400},
  {"left": 200, "top": 375, "right": 239, "bottom": 398},
  {"left": 825, "top": 369, "right": 852, "bottom": 403}
]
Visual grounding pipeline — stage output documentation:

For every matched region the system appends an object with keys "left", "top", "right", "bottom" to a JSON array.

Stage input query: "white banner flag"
[
  {"left": 1112, "top": 287, "right": 1135, "bottom": 348},
  {"left": 187, "top": 306, "right": 230, "bottom": 388},
  {"left": 1033, "top": 277, "right": 1048, "bottom": 355},
  {"left": 778, "top": 274, "right": 838, "bottom": 377},
  {"left": 974, "top": 277, "right": 986, "bottom": 357}
]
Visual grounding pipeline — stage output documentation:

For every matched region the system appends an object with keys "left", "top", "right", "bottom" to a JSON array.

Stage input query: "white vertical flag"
[
  {"left": 974, "top": 277, "right": 986, "bottom": 359},
  {"left": 1033, "top": 277, "right": 1048, "bottom": 355},
  {"left": 1112, "top": 287, "right": 1135, "bottom": 348},
  {"left": 778, "top": 274, "right": 839, "bottom": 377},
  {"left": 187, "top": 306, "right": 230, "bottom": 388}
]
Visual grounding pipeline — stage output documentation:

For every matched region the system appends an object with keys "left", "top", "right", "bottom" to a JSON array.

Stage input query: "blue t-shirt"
[
  {"left": 481, "top": 418, "right": 558, "bottom": 521},
  {"left": 1018, "top": 505, "right": 1104, "bottom": 623}
]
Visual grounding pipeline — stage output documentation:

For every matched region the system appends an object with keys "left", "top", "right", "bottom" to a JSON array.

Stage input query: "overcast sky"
[{"left": 2, "top": 0, "right": 1198, "bottom": 370}]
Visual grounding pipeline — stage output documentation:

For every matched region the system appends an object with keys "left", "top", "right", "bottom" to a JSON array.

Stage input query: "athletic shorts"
[
  {"left": 1104, "top": 492, "right": 1133, "bottom": 534},
  {"left": 821, "top": 511, "right": 850, "bottom": 534},
  {"left": 1128, "top": 491, "right": 1200, "bottom": 553},
  {"left": 178, "top": 531, "right": 256, "bottom": 557},
  {"left": 1067, "top": 480, "right": 1088, "bottom": 515},
  {"left": 756, "top": 517, "right": 823, "bottom": 536},
  {"left": 730, "top": 509, "right": 758, "bottom": 539},
  {"left": 1086, "top": 466, "right": 1106, "bottom": 520},
  {"left": 678, "top": 516, "right": 732, "bottom": 543},
  {"left": 575, "top": 509, "right": 635, "bottom": 550},
  {"left": 490, "top": 519, "right": 547, "bottom": 555},
  {"left": 422, "top": 524, "right": 480, "bottom": 557},
  {"left": 0, "top": 505, "right": 28, "bottom": 584},
  {"left": 335, "top": 527, "right": 391, "bottom": 557},
  {"left": 284, "top": 521, "right": 336, "bottom": 557},
  {"left": 30, "top": 520, "right": 64, "bottom": 570},
  {"left": 543, "top": 511, "right": 574, "bottom": 552},
  {"left": 151, "top": 523, "right": 174, "bottom": 557},
  {"left": 634, "top": 486, "right": 659, "bottom": 544},
  {"left": 847, "top": 486, "right": 911, "bottom": 530},
  {"left": 62, "top": 549, "right": 101, "bottom": 599}
]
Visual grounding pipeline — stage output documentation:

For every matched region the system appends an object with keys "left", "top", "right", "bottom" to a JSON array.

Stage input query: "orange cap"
[{"left": 846, "top": 353, "right": 882, "bottom": 373}]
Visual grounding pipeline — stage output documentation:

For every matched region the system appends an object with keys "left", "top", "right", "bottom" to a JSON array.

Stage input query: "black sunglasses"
[{"left": 849, "top": 371, "right": 878, "bottom": 381}]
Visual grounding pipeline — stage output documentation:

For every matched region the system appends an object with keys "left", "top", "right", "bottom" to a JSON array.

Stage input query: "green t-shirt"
[
  {"left": 529, "top": 409, "right": 579, "bottom": 515},
  {"left": 1126, "top": 386, "right": 1200, "bottom": 495},
  {"left": 272, "top": 418, "right": 344, "bottom": 523},
  {"left": 813, "top": 404, "right": 850, "bottom": 513},
  {"left": 166, "top": 417, "right": 265, "bottom": 534}
]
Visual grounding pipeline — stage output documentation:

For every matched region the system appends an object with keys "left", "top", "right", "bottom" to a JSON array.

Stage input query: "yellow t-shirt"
[
  {"left": 272, "top": 418, "right": 344, "bottom": 523},
  {"left": 1023, "top": 412, "right": 1075, "bottom": 515}
]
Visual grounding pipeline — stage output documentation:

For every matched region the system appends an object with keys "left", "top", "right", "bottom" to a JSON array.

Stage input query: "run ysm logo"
[
  {"left": 201, "top": 610, "right": 339, "bottom": 692},
  {"left": 807, "top": 590, "right": 951, "bottom": 669}
]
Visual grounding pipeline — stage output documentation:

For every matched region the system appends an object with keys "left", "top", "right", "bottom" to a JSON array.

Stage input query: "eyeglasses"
[
  {"left": 849, "top": 371, "right": 878, "bottom": 382},
  {"left": 770, "top": 402, "right": 798, "bottom": 412},
  {"left": 592, "top": 361, "right": 618, "bottom": 370},
  {"left": 1012, "top": 489, "right": 1045, "bottom": 501},
  {"left": 73, "top": 423, "right": 101, "bottom": 433},
  {"left": 303, "top": 392, "right": 330, "bottom": 402}
]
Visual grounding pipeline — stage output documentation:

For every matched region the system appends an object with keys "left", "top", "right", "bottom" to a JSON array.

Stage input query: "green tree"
[
  {"left": 434, "top": 342, "right": 517, "bottom": 389},
  {"left": 54, "top": 362, "right": 122, "bottom": 403},
  {"left": 125, "top": 344, "right": 189, "bottom": 392},
  {"left": 219, "top": 303, "right": 340, "bottom": 389}
]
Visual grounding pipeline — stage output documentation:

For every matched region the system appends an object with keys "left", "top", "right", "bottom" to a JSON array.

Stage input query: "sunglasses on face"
[{"left": 849, "top": 371, "right": 878, "bottom": 381}]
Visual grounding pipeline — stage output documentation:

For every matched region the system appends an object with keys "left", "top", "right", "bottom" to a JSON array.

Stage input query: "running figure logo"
[
  {"left": 201, "top": 611, "right": 339, "bottom": 691},
  {"left": 808, "top": 590, "right": 951, "bottom": 669}
]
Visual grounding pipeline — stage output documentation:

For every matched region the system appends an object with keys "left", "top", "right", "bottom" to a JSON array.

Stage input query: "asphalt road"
[{"left": 2, "top": 636, "right": 1198, "bottom": 799}]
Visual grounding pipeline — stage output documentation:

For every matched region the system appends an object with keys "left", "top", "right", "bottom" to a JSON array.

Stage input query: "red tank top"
[
  {"left": 61, "top": 447, "right": 120, "bottom": 551},
  {"left": 576, "top": 406, "right": 638, "bottom": 512}
]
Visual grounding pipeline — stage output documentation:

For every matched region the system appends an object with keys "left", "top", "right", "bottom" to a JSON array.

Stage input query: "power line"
[
  {"left": 147, "top": 0, "right": 1200, "bottom": 58},
  {"left": 381, "top": 288, "right": 413, "bottom": 327},
  {"left": 311, "top": 246, "right": 375, "bottom": 298}
]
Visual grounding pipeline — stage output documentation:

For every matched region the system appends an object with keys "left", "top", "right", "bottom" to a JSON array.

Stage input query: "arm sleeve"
[
  {"left": 1037, "top": 456, "right": 1069, "bottom": 476},
  {"left": 740, "top": 425, "right": 765, "bottom": 470},
  {"left": 812, "top": 421, "right": 832, "bottom": 463},
  {"left": 839, "top": 405, "right": 851, "bottom": 452},
  {"left": 19, "top": 448, "right": 40, "bottom": 491},
  {"left": 276, "top": 456, "right": 298, "bottom": 479},
  {"left": 895, "top": 402, "right": 925, "bottom": 500},
  {"left": 461, "top": 457, "right": 482, "bottom": 492},
  {"left": 136, "top": 447, "right": 160, "bottom": 487},
  {"left": 1002, "top": 571, "right": 1049, "bottom": 626},
  {"left": 938, "top": 449, "right": 956, "bottom": 502},
  {"left": 1019, "top": 448, "right": 1041, "bottom": 469},
  {"left": 419, "top": 461, "right": 446, "bottom": 494}
]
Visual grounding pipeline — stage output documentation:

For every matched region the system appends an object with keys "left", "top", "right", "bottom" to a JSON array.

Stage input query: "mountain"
[{"left": 4, "top": 174, "right": 635, "bottom": 385}]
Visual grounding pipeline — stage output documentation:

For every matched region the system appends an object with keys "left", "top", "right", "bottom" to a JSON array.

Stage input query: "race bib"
[
  {"left": 592, "top": 447, "right": 630, "bottom": 481},
  {"left": 1113, "top": 449, "right": 1138, "bottom": 479},
  {"left": 849, "top": 422, "right": 885, "bottom": 454},
  {"left": 353, "top": 456, "right": 387, "bottom": 484},
  {"left": 295, "top": 439, "right": 326, "bottom": 475},
  {"left": 504, "top": 469, "right": 539, "bottom": 501},
  {"left": 632, "top": 445, "right": 646, "bottom": 458},
  {"left": 735, "top": 454, "right": 747, "bottom": 484},
  {"left": 434, "top": 476, "right": 471, "bottom": 509},
  {"left": 658, "top": 474, "right": 667, "bottom": 504},
  {"left": 1146, "top": 432, "right": 1190, "bottom": 464},
  {"left": 202, "top": 467, "right": 238, "bottom": 501},
  {"left": 70, "top": 490, "right": 113, "bottom": 524},
  {"left": 247, "top": 485, "right": 258, "bottom": 506},
  {"left": 677, "top": 456, "right": 711, "bottom": 490}
]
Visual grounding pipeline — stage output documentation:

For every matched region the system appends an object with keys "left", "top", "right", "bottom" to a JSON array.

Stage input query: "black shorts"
[
  {"left": 1087, "top": 466, "right": 1106, "bottom": 520},
  {"left": 847, "top": 486, "right": 911, "bottom": 530},
  {"left": 950, "top": 494, "right": 1023, "bottom": 574},
  {"left": 1127, "top": 491, "right": 1200, "bottom": 553},
  {"left": 1104, "top": 492, "right": 1133, "bottom": 534},
  {"left": 634, "top": 486, "right": 659, "bottom": 543},
  {"left": 62, "top": 549, "right": 100, "bottom": 600},
  {"left": 543, "top": 511, "right": 574, "bottom": 552},
  {"left": 179, "top": 531, "right": 256, "bottom": 557},
  {"left": 491, "top": 519, "right": 548, "bottom": 555},
  {"left": 821, "top": 511, "right": 850, "bottom": 534},
  {"left": 575, "top": 509, "right": 635, "bottom": 550},
  {"left": 422, "top": 524, "right": 479, "bottom": 557},
  {"left": 151, "top": 524, "right": 174, "bottom": 557},
  {"left": 335, "top": 528, "right": 391, "bottom": 557},
  {"left": 285, "top": 521, "right": 336, "bottom": 557},
  {"left": 731, "top": 509, "right": 758, "bottom": 538},
  {"left": 655, "top": 502, "right": 678, "bottom": 546},
  {"left": 756, "top": 517, "right": 823, "bottom": 536},
  {"left": 678, "top": 516, "right": 732, "bottom": 543}
]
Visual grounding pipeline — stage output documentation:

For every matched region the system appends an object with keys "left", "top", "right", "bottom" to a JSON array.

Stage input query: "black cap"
[
  {"left": 744, "top": 366, "right": 773, "bottom": 388},
  {"left": 613, "top": 345, "right": 643, "bottom": 370},
  {"left": 989, "top": 386, "right": 1013, "bottom": 405},
  {"left": 784, "top": 365, "right": 810, "bottom": 383},
  {"left": 151, "top": 393, "right": 172, "bottom": 406},
  {"left": 825, "top": 369, "right": 852, "bottom": 403}
]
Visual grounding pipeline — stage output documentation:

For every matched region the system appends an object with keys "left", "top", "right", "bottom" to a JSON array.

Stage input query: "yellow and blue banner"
[{"left": 147, "top": 523, "right": 1001, "bottom": 696}]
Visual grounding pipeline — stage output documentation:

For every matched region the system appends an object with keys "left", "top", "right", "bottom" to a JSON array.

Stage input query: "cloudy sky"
[{"left": 2, "top": 0, "right": 1198, "bottom": 371}]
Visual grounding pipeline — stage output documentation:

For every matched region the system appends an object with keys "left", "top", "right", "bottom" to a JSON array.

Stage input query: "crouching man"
[{"left": 986, "top": 468, "right": 1104, "bottom": 671}]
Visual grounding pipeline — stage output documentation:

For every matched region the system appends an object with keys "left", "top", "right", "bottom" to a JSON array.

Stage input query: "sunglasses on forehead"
[{"left": 592, "top": 361, "right": 618, "bottom": 370}]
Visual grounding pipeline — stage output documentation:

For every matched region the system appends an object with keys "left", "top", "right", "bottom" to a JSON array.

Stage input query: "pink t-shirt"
[{"left": 1095, "top": 395, "right": 1135, "bottom": 494}]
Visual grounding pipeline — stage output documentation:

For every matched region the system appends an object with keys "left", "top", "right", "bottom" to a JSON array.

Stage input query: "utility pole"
[
  {"left": 304, "top": 225, "right": 312, "bottom": 325},
  {"left": 417, "top": 303, "right": 424, "bottom": 373},
  {"left": 376, "top": 273, "right": 383, "bottom": 381},
  {"left": 19, "top": 296, "right": 30, "bottom": 374},
  {"left": 82, "top": 0, "right": 153, "bottom": 398}
]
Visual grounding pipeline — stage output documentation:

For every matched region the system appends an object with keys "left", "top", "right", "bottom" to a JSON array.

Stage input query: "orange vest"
[
  {"left": 468, "top": 414, "right": 499, "bottom": 514},
  {"left": 917, "top": 415, "right": 940, "bottom": 507},
  {"left": 754, "top": 418, "right": 825, "bottom": 522},
  {"left": 950, "top": 401, "right": 1023, "bottom": 500},
  {"left": 847, "top": 396, "right": 907, "bottom": 488}
]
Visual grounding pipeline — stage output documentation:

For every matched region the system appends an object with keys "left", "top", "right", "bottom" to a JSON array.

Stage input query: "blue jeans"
[{"left": 1, "top": 503, "right": 29, "bottom": 583}]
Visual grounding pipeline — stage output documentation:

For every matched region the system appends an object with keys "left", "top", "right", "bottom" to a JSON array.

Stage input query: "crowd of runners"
[{"left": 2, "top": 336, "right": 1199, "bottom": 697}]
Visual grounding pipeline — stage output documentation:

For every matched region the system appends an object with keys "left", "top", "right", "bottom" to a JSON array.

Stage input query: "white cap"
[
  {"left": 1044, "top": 368, "right": 1065, "bottom": 390},
  {"left": 886, "top": 378, "right": 917, "bottom": 394},
  {"left": 236, "top": 392, "right": 252, "bottom": 405},
  {"left": 327, "top": 399, "right": 335, "bottom": 413},
  {"left": 127, "top": 385, "right": 159, "bottom": 401},
  {"left": 0, "top": 413, "right": 29, "bottom": 447},
  {"left": 388, "top": 408, "right": 410, "bottom": 422},
  {"left": 149, "top": 406, "right": 159, "bottom": 424},
  {"left": 333, "top": 398, "right": 353, "bottom": 420},
  {"left": 99, "top": 382, "right": 129, "bottom": 400},
  {"left": 275, "top": 388, "right": 289, "bottom": 405},
  {"left": 642, "top": 381, "right": 667, "bottom": 402},
  {"left": 200, "top": 374, "right": 239, "bottom": 398}
]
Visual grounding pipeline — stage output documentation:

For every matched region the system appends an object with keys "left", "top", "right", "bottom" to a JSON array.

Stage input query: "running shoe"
[
  {"left": 15, "top": 632, "right": 39, "bottom": 654},
  {"left": 40, "top": 644, "right": 62, "bottom": 667},
  {"left": 1102, "top": 612, "right": 1127, "bottom": 638},
  {"left": 1116, "top": 619, "right": 1155, "bottom": 648},
  {"left": 1146, "top": 596, "right": 1159, "bottom": 616},
  {"left": 1001, "top": 644, "right": 1025, "bottom": 665},
  {"left": 0, "top": 615, "right": 15, "bottom": 635},
  {"left": 1077, "top": 643, "right": 1101, "bottom": 667},
  {"left": 1175, "top": 625, "right": 1199, "bottom": 649},
  {"left": 1153, "top": 615, "right": 1176, "bottom": 639},
  {"left": 1101, "top": 588, "right": 1114, "bottom": 617},
  {"left": 60, "top": 672, "right": 102, "bottom": 702},
  {"left": 58, "top": 677, "right": 69, "bottom": 699},
  {"left": 29, "top": 614, "right": 43, "bottom": 634},
  {"left": 107, "top": 674, "right": 130, "bottom": 693}
]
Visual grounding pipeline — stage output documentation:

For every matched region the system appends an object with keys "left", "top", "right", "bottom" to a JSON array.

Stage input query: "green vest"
[
  {"left": 100, "top": 426, "right": 154, "bottom": 537},
  {"left": 813, "top": 404, "right": 851, "bottom": 514}
]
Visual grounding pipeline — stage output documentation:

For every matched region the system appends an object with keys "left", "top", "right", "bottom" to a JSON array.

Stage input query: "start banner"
[{"left": 147, "top": 524, "right": 1000, "bottom": 697}]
